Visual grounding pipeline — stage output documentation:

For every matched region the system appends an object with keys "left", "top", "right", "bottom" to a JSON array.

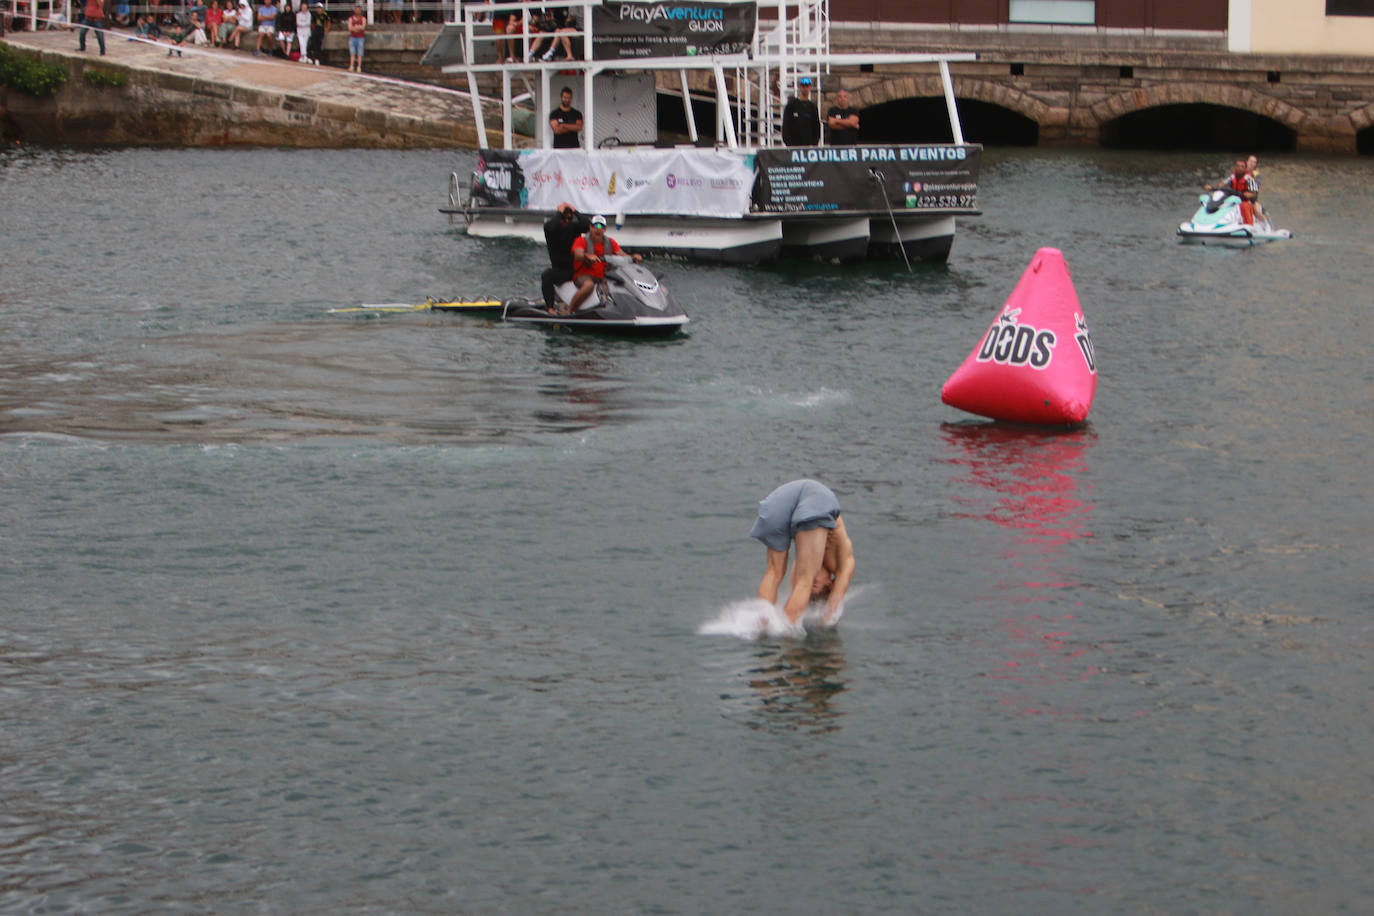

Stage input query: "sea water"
[{"left": 2, "top": 146, "right": 1373, "bottom": 912}]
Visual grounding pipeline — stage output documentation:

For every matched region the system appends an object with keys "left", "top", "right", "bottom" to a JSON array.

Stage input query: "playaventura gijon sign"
[{"left": 592, "top": 0, "right": 756, "bottom": 59}]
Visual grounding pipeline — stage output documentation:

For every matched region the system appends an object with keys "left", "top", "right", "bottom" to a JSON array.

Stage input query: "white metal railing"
[{"left": 439, "top": 0, "right": 970, "bottom": 154}]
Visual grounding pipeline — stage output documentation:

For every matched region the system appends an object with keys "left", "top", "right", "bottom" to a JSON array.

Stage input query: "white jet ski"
[{"left": 1177, "top": 188, "right": 1293, "bottom": 247}]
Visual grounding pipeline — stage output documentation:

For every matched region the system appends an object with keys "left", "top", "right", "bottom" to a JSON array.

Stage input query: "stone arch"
[
  {"left": 1349, "top": 101, "right": 1374, "bottom": 133},
  {"left": 1089, "top": 83, "right": 1309, "bottom": 134},
  {"left": 850, "top": 75, "right": 1051, "bottom": 126}
]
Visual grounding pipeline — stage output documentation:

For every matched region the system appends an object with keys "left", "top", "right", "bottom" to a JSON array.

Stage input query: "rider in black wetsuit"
[{"left": 541, "top": 202, "right": 591, "bottom": 312}]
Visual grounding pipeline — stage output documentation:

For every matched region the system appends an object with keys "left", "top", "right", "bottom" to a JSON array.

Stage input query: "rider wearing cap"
[
  {"left": 564, "top": 215, "right": 641, "bottom": 315},
  {"left": 782, "top": 76, "right": 821, "bottom": 147}
]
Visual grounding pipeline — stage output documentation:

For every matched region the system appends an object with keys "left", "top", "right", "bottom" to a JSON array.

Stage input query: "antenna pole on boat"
[
  {"left": 940, "top": 60, "right": 965, "bottom": 145},
  {"left": 583, "top": 67, "right": 595, "bottom": 151},
  {"left": 678, "top": 70, "right": 699, "bottom": 144},
  {"left": 712, "top": 63, "right": 738, "bottom": 149}
]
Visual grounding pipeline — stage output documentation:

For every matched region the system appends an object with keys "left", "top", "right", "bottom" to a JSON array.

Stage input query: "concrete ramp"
[{"left": 1, "top": 30, "right": 504, "bottom": 148}]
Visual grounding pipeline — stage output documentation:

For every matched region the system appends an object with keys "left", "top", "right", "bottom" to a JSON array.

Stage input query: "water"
[{"left": 2, "top": 146, "right": 1372, "bottom": 913}]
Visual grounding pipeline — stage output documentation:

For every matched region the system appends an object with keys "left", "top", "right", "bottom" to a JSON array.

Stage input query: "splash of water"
[
  {"left": 697, "top": 585, "right": 881, "bottom": 640},
  {"left": 698, "top": 597, "right": 845, "bottom": 640}
]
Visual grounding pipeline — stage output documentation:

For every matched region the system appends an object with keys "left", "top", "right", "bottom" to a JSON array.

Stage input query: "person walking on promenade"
[
  {"left": 826, "top": 88, "right": 861, "bottom": 145},
  {"left": 347, "top": 4, "right": 366, "bottom": 72},
  {"left": 77, "top": 0, "right": 106, "bottom": 54}
]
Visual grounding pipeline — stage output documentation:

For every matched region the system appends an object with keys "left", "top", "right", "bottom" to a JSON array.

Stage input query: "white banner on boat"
[{"left": 519, "top": 149, "right": 756, "bottom": 218}]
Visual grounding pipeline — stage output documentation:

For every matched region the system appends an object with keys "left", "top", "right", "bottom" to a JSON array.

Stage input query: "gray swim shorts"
[{"left": 748, "top": 479, "right": 840, "bottom": 552}]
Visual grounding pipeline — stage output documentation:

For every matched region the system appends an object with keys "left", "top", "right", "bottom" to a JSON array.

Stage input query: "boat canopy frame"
[{"left": 437, "top": 0, "right": 976, "bottom": 151}]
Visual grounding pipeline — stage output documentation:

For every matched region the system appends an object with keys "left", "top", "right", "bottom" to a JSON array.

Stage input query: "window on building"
[
  {"left": 1009, "top": 0, "right": 1095, "bottom": 24},
  {"left": 1327, "top": 0, "right": 1374, "bottom": 14}
]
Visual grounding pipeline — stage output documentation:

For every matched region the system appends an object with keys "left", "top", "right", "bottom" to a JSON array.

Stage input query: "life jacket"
[{"left": 575, "top": 231, "right": 612, "bottom": 278}]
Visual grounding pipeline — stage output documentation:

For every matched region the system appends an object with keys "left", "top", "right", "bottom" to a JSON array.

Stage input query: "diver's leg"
[
  {"left": 758, "top": 546, "right": 789, "bottom": 605},
  {"left": 782, "top": 527, "right": 826, "bottom": 623}
]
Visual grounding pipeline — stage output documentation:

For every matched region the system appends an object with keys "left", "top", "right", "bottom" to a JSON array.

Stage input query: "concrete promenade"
[{"left": 1, "top": 27, "right": 497, "bottom": 147}]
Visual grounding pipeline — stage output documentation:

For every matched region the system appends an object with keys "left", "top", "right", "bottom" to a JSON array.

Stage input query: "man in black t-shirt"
[
  {"left": 781, "top": 77, "right": 820, "bottom": 147},
  {"left": 550, "top": 86, "right": 584, "bottom": 149},
  {"left": 541, "top": 202, "right": 591, "bottom": 311},
  {"left": 826, "top": 88, "right": 860, "bottom": 145}
]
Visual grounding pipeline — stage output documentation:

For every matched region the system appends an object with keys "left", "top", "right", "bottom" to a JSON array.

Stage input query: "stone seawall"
[{"left": 1, "top": 31, "right": 497, "bottom": 148}]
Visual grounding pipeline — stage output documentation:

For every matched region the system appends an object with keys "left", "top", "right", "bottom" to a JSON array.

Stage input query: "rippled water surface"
[{"left": 2, "top": 146, "right": 1372, "bottom": 913}]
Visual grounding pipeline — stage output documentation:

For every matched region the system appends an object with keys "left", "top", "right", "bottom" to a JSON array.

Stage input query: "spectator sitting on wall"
[
  {"left": 204, "top": 0, "right": 222, "bottom": 40},
  {"left": 131, "top": 13, "right": 160, "bottom": 39},
  {"left": 187, "top": 10, "right": 209, "bottom": 43},
  {"left": 228, "top": 0, "right": 253, "bottom": 47},
  {"left": 273, "top": 0, "right": 295, "bottom": 57},
  {"left": 253, "top": 0, "right": 276, "bottom": 55}
]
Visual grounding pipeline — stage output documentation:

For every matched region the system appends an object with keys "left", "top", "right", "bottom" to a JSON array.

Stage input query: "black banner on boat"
[
  {"left": 752, "top": 145, "right": 982, "bottom": 213},
  {"left": 471, "top": 150, "right": 525, "bottom": 208},
  {"left": 592, "top": 0, "right": 756, "bottom": 60}
]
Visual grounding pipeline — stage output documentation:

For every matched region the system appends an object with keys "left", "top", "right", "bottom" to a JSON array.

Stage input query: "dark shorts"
[{"left": 748, "top": 479, "right": 840, "bottom": 552}]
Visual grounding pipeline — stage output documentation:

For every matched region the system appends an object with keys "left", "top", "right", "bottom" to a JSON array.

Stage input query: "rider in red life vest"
[
  {"left": 1205, "top": 159, "right": 1257, "bottom": 225},
  {"left": 563, "top": 215, "right": 642, "bottom": 314}
]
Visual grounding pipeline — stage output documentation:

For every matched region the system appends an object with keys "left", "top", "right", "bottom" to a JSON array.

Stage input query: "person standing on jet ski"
[
  {"left": 1204, "top": 159, "right": 1257, "bottom": 225},
  {"left": 564, "top": 215, "right": 641, "bottom": 315},
  {"left": 541, "top": 201, "right": 590, "bottom": 312}
]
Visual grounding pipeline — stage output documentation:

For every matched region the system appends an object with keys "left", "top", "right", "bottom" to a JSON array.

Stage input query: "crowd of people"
[{"left": 58, "top": 0, "right": 342, "bottom": 65}]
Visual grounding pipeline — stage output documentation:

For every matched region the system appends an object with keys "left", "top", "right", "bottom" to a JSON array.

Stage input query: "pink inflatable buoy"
[{"left": 941, "top": 248, "right": 1097, "bottom": 426}]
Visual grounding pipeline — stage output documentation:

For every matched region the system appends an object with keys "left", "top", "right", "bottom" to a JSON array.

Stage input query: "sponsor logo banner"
[
  {"left": 592, "top": 0, "right": 756, "bottom": 60},
  {"left": 518, "top": 149, "right": 755, "bottom": 217},
  {"left": 753, "top": 145, "right": 982, "bottom": 213},
  {"left": 470, "top": 150, "right": 526, "bottom": 207}
]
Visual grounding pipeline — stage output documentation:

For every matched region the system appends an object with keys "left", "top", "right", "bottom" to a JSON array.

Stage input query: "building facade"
[
  {"left": 830, "top": 0, "right": 1228, "bottom": 30},
  {"left": 1233, "top": 0, "right": 1374, "bottom": 54}
]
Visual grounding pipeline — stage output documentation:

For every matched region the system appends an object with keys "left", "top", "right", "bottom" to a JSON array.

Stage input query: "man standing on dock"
[
  {"left": 549, "top": 87, "right": 583, "bottom": 149},
  {"left": 782, "top": 76, "right": 820, "bottom": 147},
  {"left": 826, "top": 89, "right": 860, "bottom": 145}
]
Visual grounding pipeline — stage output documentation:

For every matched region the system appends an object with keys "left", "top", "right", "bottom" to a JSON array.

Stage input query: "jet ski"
[
  {"left": 499, "top": 255, "right": 689, "bottom": 338},
  {"left": 1177, "top": 188, "right": 1293, "bottom": 246}
]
